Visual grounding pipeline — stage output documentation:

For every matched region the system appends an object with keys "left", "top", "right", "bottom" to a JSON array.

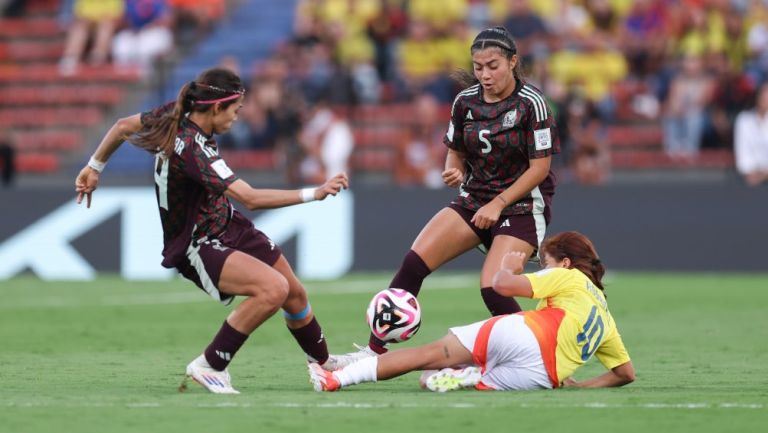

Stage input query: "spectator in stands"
[
  {"left": 111, "top": 0, "right": 174, "bottom": 76},
  {"left": 168, "top": 0, "right": 225, "bottom": 47},
  {"left": 661, "top": 54, "right": 715, "bottom": 162},
  {"left": 394, "top": 92, "right": 447, "bottom": 188},
  {"left": 562, "top": 86, "right": 610, "bottom": 185},
  {"left": 366, "top": 0, "right": 407, "bottom": 83},
  {"left": 620, "top": 0, "right": 668, "bottom": 78},
  {"left": 298, "top": 98, "right": 355, "bottom": 185},
  {"left": 502, "top": 0, "right": 549, "bottom": 63},
  {"left": 0, "top": 132, "right": 15, "bottom": 187},
  {"left": 734, "top": 81, "right": 768, "bottom": 186},
  {"left": 58, "top": 0, "right": 124, "bottom": 75}
]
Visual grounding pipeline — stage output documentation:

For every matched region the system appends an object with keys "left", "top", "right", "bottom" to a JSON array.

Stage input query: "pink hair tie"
[{"left": 195, "top": 93, "right": 243, "bottom": 104}]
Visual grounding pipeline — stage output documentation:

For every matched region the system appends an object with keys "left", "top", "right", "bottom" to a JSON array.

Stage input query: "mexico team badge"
[{"left": 502, "top": 110, "right": 518, "bottom": 129}]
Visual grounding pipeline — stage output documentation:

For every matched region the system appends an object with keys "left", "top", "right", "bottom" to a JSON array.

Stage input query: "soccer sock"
[
  {"left": 480, "top": 286, "right": 522, "bottom": 316},
  {"left": 204, "top": 320, "right": 249, "bottom": 371},
  {"left": 389, "top": 249, "right": 432, "bottom": 297},
  {"left": 333, "top": 356, "right": 379, "bottom": 387},
  {"left": 287, "top": 316, "right": 329, "bottom": 364},
  {"left": 369, "top": 250, "right": 432, "bottom": 353}
]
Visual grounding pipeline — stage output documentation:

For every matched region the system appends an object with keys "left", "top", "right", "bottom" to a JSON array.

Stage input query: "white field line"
[
  {"left": 1, "top": 274, "right": 480, "bottom": 309},
  {"left": 2, "top": 401, "right": 765, "bottom": 410}
]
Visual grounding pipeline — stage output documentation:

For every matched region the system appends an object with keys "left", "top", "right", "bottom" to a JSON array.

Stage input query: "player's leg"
[
  {"left": 271, "top": 255, "right": 331, "bottom": 366},
  {"left": 181, "top": 250, "right": 288, "bottom": 394},
  {"left": 363, "top": 207, "right": 481, "bottom": 353},
  {"left": 479, "top": 235, "right": 534, "bottom": 315},
  {"left": 309, "top": 333, "right": 474, "bottom": 391},
  {"left": 479, "top": 207, "right": 549, "bottom": 315}
]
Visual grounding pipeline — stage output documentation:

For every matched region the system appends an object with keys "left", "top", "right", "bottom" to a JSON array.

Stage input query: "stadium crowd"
[
  {"left": 3, "top": 0, "right": 766, "bottom": 186},
  {"left": 219, "top": 0, "right": 768, "bottom": 186}
]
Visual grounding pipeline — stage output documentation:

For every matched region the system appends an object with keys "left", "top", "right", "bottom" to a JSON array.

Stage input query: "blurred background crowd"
[{"left": 1, "top": 0, "right": 767, "bottom": 188}]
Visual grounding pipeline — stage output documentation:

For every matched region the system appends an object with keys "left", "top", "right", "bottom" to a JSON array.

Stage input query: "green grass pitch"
[{"left": 1, "top": 272, "right": 767, "bottom": 433}]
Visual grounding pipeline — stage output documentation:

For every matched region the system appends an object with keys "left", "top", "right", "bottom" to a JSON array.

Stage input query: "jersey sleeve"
[
  {"left": 443, "top": 93, "right": 466, "bottom": 152},
  {"left": 140, "top": 101, "right": 175, "bottom": 128},
  {"left": 522, "top": 96, "right": 560, "bottom": 159},
  {"left": 594, "top": 330, "right": 631, "bottom": 370},
  {"left": 525, "top": 267, "right": 571, "bottom": 299},
  {"left": 184, "top": 141, "right": 239, "bottom": 195}
]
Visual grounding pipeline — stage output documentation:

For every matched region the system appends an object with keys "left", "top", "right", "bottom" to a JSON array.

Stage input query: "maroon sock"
[
  {"left": 388, "top": 249, "right": 432, "bottom": 297},
  {"left": 367, "top": 334, "right": 390, "bottom": 354},
  {"left": 204, "top": 320, "right": 249, "bottom": 371},
  {"left": 368, "top": 250, "right": 432, "bottom": 353},
  {"left": 480, "top": 287, "right": 522, "bottom": 316},
  {"left": 288, "top": 317, "right": 329, "bottom": 364}
]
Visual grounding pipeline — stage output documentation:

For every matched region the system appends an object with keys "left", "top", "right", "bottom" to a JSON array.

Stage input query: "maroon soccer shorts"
[
  {"left": 448, "top": 202, "right": 552, "bottom": 254},
  {"left": 176, "top": 212, "right": 283, "bottom": 305}
]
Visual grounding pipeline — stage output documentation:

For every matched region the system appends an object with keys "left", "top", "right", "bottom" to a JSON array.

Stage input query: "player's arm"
[
  {"left": 442, "top": 148, "right": 466, "bottom": 187},
  {"left": 562, "top": 361, "right": 635, "bottom": 388},
  {"left": 75, "top": 113, "right": 143, "bottom": 207},
  {"left": 492, "top": 251, "right": 534, "bottom": 298},
  {"left": 224, "top": 173, "right": 349, "bottom": 210},
  {"left": 493, "top": 156, "right": 551, "bottom": 207}
]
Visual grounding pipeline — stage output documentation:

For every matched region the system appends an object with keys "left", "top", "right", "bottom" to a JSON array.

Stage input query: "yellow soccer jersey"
[{"left": 522, "top": 267, "right": 630, "bottom": 387}]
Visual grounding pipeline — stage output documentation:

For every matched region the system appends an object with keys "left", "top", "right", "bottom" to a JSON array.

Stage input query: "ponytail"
[
  {"left": 131, "top": 82, "right": 193, "bottom": 156},
  {"left": 130, "top": 68, "right": 244, "bottom": 156}
]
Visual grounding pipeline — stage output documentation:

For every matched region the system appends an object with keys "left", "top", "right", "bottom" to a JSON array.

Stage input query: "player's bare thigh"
[
  {"left": 218, "top": 250, "right": 288, "bottom": 298},
  {"left": 411, "top": 207, "right": 481, "bottom": 270},
  {"left": 479, "top": 235, "right": 534, "bottom": 287}
]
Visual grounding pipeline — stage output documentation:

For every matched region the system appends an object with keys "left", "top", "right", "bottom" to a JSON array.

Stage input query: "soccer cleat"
[
  {"left": 308, "top": 362, "right": 341, "bottom": 392},
  {"left": 179, "top": 354, "right": 240, "bottom": 394},
  {"left": 321, "top": 343, "right": 379, "bottom": 371},
  {"left": 423, "top": 366, "right": 482, "bottom": 392}
]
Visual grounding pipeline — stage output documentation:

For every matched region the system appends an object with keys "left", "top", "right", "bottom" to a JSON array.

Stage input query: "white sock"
[{"left": 333, "top": 356, "right": 378, "bottom": 387}]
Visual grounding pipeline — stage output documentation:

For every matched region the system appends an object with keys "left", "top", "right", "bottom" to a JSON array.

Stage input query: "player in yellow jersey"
[{"left": 308, "top": 231, "right": 635, "bottom": 392}]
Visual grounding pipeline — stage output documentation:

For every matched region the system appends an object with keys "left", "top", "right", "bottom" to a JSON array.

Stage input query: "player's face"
[
  {"left": 212, "top": 97, "right": 244, "bottom": 134},
  {"left": 472, "top": 48, "right": 516, "bottom": 99},
  {"left": 542, "top": 253, "right": 568, "bottom": 269}
]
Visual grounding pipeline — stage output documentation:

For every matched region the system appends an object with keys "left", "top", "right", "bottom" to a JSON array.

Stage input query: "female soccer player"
[
  {"left": 332, "top": 26, "right": 560, "bottom": 363},
  {"left": 309, "top": 232, "right": 635, "bottom": 392},
  {"left": 75, "top": 68, "right": 349, "bottom": 394}
]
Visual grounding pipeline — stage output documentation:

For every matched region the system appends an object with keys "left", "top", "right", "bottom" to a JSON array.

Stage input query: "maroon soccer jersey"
[
  {"left": 140, "top": 103, "right": 239, "bottom": 268},
  {"left": 443, "top": 81, "right": 560, "bottom": 216}
]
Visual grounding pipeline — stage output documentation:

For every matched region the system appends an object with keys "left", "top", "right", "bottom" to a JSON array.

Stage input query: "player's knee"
[{"left": 261, "top": 275, "right": 289, "bottom": 309}]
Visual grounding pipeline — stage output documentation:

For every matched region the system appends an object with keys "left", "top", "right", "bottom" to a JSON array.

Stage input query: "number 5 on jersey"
[{"left": 479, "top": 129, "right": 492, "bottom": 154}]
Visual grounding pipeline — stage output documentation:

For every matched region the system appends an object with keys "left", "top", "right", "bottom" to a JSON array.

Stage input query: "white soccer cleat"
[
  {"left": 308, "top": 363, "right": 341, "bottom": 392},
  {"left": 321, "top": 343, "right": 379, "bottom": 371},
  {"left": 423, "top": 366, "right": 482, "bottom": 392},
  {"left": 180, "top": 355, "right": 240, "bottom": 394}
]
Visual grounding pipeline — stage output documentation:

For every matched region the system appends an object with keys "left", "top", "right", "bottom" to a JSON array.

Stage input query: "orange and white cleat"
[{"left": 308, "top": 362, "right": 341, "bottom": 392}]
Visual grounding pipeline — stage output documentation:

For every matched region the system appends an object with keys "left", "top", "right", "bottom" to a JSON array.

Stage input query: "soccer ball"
[{"left": 366, "top": 288, "right": 421, "bottom": 343}]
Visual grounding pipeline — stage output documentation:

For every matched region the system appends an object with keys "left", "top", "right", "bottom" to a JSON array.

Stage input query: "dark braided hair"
[{"left": 452, "top": 26, "right": 525, "bottom": 88}]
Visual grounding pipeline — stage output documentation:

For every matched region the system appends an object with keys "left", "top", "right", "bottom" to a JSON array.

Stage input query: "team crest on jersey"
[{"left": 502, "top": 110, "right": 518, "bottom": 129}]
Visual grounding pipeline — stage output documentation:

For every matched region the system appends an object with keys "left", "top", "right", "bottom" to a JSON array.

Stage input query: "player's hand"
[
  {"left": 470, "top": 200, "right": 504, "bottom": 229},
  {"left": 75, "top": 166, "right": 100, "bottom": 208},
  {"left": 314, "top": 172, "right": 349, "bottom": 200},
  {"left": 561, "top": 377, "right": 578, "bottom": 388},
  {"left": 441, "top": 168, "right": 464, "bottom": 188},
  {"left": 501, "top": 251, "right": 527, "bottom": 275}
]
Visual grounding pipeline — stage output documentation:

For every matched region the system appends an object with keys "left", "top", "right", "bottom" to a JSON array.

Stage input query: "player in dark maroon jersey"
[
  {"left": 330, "top": 26, "right": 560, "bottom": 366},
  {"left": 74, "top": 68, "right": 349, "bottom": 394}
]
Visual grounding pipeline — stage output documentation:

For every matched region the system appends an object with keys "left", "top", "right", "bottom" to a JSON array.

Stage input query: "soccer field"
[{"left": 1, "top": 272, "right": 767, "bottom": 433}]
